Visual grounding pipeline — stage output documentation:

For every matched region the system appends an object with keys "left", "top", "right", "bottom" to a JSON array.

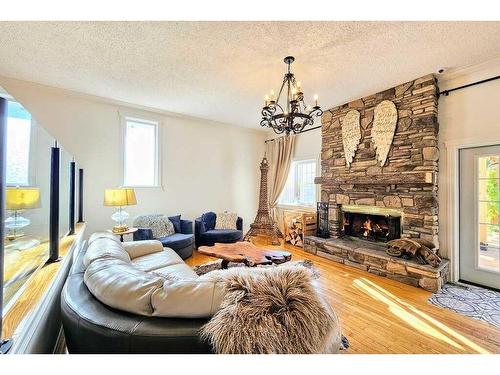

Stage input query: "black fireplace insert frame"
[{"left": 343, "top": 210, "right": 401, "bottom": 243}]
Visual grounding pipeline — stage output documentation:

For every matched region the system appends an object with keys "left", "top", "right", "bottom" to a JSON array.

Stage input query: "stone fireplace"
[{"left": 304, "top": 74, "right": 449, "bottom": 292}]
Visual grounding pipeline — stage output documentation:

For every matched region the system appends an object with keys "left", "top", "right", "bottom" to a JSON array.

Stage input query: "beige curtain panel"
[{"left": 266, "top": 135, "right": 296, "bottom": 224}]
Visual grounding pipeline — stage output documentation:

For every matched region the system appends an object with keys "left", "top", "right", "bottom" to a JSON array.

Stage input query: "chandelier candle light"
[
  {"left": 261, "top": 56, "right": 322, "bottom": 135},
  {"left": 104, "top": 188, "right": 137, "bottom": 233}
]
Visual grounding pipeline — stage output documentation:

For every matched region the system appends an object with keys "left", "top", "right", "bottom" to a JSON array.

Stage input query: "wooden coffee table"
[{"left": 198, "top": 241, "right": 292, "bottom": 269}]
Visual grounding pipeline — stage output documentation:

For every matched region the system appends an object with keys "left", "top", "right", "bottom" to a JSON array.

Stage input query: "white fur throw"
[{"left": 199, "top": 265, "right": 342, "bottom": 354}]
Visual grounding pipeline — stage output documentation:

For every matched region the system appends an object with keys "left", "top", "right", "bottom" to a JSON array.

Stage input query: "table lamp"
[
  {"left": 104, "top": 188, "right": 137, "bottom": 233},
  {"left": 5, "top": 187, "right": 41, "bottom": 240}
]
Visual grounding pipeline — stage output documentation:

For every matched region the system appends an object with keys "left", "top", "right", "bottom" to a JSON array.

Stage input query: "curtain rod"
[
  {"left": 439, "top": 75, "right": 500, "bottom": 97},
  {"left": 264, "top": 74, "right": 500, "bottom": 143},
  {"left": 264, "top": 125, "right": 321, "bottom": 143}
]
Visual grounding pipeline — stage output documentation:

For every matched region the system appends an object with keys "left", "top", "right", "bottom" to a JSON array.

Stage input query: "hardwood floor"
[{"left": 185, "top": 240, "right": 500, "bottom": 354}]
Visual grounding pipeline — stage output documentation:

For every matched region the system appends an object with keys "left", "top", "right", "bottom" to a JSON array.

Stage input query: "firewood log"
[
  {"left": 386, "top": 238, "right": 442, "bottom": 268},
  {"left": 413, "top": 238, "right": 435, "bottom": 249},
  {"left": 401, "top": 239, "right": 422, "bottom": 256},
  {"left": 420, "top": 245, "right": 442, "bottom": 268},
  {"left": 387, "top": 238, "right": 420, "bottom": 254}
]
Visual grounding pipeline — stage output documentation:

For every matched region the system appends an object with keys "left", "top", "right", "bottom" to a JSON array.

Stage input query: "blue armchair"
[
  {"left": 195, "top": 211, "right": 243, "bottom": 247},
  {"left": 133, "top": 214, "right": 194, "bottom": 259}
]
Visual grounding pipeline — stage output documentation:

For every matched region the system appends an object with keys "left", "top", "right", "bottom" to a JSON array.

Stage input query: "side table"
[{"left": 108, "top": 227, "right": 138, "bottom": 242}]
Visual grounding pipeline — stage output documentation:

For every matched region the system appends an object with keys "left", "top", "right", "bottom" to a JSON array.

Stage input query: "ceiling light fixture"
[{"left": 261, "top": 56, "right": 322, "bottom": 135}]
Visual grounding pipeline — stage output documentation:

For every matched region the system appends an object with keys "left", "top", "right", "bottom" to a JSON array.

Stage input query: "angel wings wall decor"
[
  {"left": 372, "top": 100, "right": 398, "bottom": 166},
  {"left": 341, "top": 110, "right": 361, "bottom": 168}
]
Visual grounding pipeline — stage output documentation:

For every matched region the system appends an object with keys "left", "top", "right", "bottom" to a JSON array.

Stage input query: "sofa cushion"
[
  {"left": 152, "top": 263, "right": 199, "bottom": 281},
  {"left": 159, "top": 233, "right": 194, "bottom": 251},
  {"left": 84, "top": 258, "right": 164, "bottom": 316},
  {"left": 168, "top": 215, "right": 182, "bottom": 233},
  {"left": 201, "top": 212, "right": 217, "bottom": 231},
  {"left": 202, "top": 229, "right": 243, "bottom": 243},
  {"left": 83, "top": 237, "right": 131, "bottom": 268},
  {"left": 151, "top": 280, "right": 224, "bottom": 318},
  {"left": 122, "top": 240, "right": 163, "bottom": 260},
  {"left": 132, "top": 248, "right": 184, "bottom": 272},
  {"left": 88, "top": 231, "right": 121, "bottom": 245}
]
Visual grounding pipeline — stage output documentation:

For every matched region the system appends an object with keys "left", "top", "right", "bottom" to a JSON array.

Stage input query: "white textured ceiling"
[{"left": 0, "top": 21, "right": 500, "bottom": 129}]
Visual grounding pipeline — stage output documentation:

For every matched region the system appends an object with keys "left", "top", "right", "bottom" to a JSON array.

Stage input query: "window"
[
  {"left": 279, "top": 159, "right": 317, "bottom": 206},
  {"left": 123, "top": 117, "right": 160, "bottom": 187},
  {"left": 6, "top": 100, "right": 32, "bottom": 186}
]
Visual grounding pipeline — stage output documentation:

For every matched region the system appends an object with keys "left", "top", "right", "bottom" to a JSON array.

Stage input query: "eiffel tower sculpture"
[{"left": 244, "top": 155, "right": 283, "bottom": 245}]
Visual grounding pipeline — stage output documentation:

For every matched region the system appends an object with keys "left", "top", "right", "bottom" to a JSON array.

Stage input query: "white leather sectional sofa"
[{"left": 83, "top": 232, "right": 224, "bottom": 318}]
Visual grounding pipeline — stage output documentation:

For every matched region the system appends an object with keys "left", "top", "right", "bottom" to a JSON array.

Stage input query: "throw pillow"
[
  {"left": 134, "top": 214, "right": 175, "bottom": 239},
  {"left": 201, "top": 212, "right": 217, "bottom": 230},
  {"left": 215, "top": 212, "right": 238, "bottom": 230},
  {"left": 161, "top": 216, "right": 176, "bottom": 237},
  {"left": 168, "top": 215, "right": 182, "bottom": 233}
]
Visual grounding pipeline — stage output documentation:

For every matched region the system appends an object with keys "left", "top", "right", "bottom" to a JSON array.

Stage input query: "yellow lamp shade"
[
  {"left": 104, "top": 188, "right": 137, "bottom": 207},
  {"left": 6, "top": 187, "right": 41, "bottom": 210}
]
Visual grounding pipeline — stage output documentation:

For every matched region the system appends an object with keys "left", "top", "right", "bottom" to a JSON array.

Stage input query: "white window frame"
[
  {"left": 278, "top": 157, "right": 320, "bottom": 209},
  {"left": 121, "top": 114, "right": 162, "bottom": 188}
]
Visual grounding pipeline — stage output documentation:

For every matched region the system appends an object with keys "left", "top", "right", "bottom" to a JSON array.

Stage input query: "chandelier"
[{"left": 261, "top": 56, "right": 322, "bottom": 135}]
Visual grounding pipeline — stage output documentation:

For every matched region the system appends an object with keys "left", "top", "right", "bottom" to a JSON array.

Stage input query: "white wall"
[
  {"left": 292, "top": 129, "right": 322, "bottom": 161},
  {"left": 0, "top": 76, "right": 266, "bottom": 236},
  {"left": 266, "top": 129, "right": 322, "bottom": 161},
  {"left": 438, "top": 58, "right": 500, "bottom": 261}
]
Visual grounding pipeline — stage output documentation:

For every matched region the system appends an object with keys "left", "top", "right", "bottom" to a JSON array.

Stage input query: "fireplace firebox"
[{"left": 342, "top": 206, "right": 401, "bottom": 242}]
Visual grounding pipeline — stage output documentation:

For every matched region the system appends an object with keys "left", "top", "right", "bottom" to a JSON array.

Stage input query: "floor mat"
[{"left": 428, "top": 283, "right": 500, "bottom": 328}]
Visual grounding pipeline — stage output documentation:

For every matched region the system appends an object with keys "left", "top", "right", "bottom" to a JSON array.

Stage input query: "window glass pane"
[
  {"left": 297, "top": 161, "right": 316, "bottom": 206},
  {"left": 478, "top": 224, "right": 499, "bottom": 272},
  {"left": 6, "top": 101, "right": 31, "bottom": 186},
  {"left": 477, "top": 155, "right": 500, "bottom": 273},
  {"left": 278, "top": 159, "right": 317, "bottom": 206},
  {"left": 478, "top": 178, "right": 499, "bottom": 202},
  {"left": 279, "top": 165, "right": 295, "bottom": 205},
  {"left": 124, "top": 119, "right": 157, "bottom": 186},
  {"left": 478, "top": 155, "right": 499, "bottom": 178},
  {"left": 478, "top": 201, "right": 499, "bottom": 225},
  {"left": 3, "top": 114, "right": 52, "bottom": 313}
]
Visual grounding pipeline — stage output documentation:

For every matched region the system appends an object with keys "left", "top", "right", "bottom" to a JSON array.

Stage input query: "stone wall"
[{"left": 315, "top": 74, "right": 440, "bottom": 249}]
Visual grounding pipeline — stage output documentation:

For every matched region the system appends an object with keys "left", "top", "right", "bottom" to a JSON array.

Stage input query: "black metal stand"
[
  {"left": 316, "top": 202, "right": 330, "bottom": 238},
  {"left": 69, "top": 161, "right": 76, "bottom": 234},
  {"left": 78, "top": 168, "right": 84, "bottom": 223},
  {"left": 48, "top": 144, "right": 61, "bottom": 263}
]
